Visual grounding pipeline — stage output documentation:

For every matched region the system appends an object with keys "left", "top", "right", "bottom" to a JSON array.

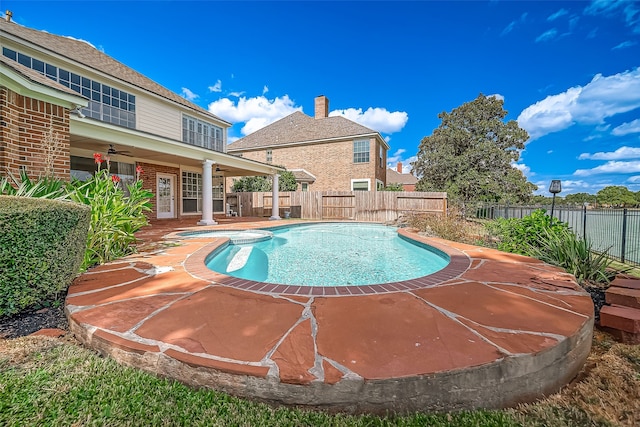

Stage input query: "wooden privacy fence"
[{"left": 230, "top": 191, "right": 447, "bottom": 222}]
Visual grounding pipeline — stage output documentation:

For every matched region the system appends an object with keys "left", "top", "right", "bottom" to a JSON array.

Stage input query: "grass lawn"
[{"left": 1, "top": 330, "right": 639, "bottom": 426}]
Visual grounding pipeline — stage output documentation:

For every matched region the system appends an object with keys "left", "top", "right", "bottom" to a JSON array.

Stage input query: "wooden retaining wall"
[{"left": 229, "top": 191, "right": 447, "bottom": 222}]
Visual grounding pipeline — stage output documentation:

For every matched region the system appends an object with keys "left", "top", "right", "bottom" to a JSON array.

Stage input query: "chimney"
[
  {"left": 314, "top": 95, "right": 329, "bottom": 119},
  {"left": 397, "top": 162, "right": 403, "bottom": 173},
  {"left": 5, "top": 10, "right": 12, "bottom": 22}
]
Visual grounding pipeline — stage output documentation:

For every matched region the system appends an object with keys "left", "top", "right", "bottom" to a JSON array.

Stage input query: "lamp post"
[{"left": 549, "top": 180, "right": 562, "bottom": 219}]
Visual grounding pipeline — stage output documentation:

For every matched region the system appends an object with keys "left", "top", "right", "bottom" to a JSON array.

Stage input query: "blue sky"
[{"left": 3, "top": 0, "right": 640, "bottom": 195}]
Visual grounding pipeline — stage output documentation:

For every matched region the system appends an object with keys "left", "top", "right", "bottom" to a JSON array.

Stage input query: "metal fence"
[{"left": 474, "top": 204, "right": 640, "bottom": 266}]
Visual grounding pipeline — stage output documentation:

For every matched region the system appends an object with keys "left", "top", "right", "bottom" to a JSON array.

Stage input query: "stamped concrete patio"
[{"left": 66, "top": 218, "right": 594, "bottom": 414}]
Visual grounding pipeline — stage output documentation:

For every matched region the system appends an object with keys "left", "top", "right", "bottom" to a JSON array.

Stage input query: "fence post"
[
  {"left": 582, "top": 205, "right": 587, "bottom": 240},
  {"left": 621, "top": 208, "right": 628, "bottom": 264},
  {"left": 505, "top": 202, "right": 509, "bottom": 219}
]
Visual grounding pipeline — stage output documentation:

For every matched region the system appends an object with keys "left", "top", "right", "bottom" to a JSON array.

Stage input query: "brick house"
[
  {"left": 386, "top": 162, "right": 418, "bottom": 191},
  {"left": 227, "top": 96, "right": 389, "bottom": 192},
  {"left": 0, "top": 15, "right": 283, "bottom": 223}
]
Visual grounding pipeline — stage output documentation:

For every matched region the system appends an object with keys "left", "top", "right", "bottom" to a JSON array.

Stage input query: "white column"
[
  {"left": 198, "top": 160, "right": 217, "bottom": 225},
  {"left": 270, "top": 173, "right": 281, "bottom": 220}
]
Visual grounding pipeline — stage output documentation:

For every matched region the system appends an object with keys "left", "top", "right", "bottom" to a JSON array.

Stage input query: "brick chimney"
[
  {"left": 396, "top": 162, "right": 403, "bottom": 173},
  {"left": 314, "top": 95, "right": 329, "bottom": 119}
]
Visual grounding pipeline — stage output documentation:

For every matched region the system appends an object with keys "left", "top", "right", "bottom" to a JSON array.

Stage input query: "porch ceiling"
[{"left": 69, "top": 117, "right": 283, "bottom": 177}]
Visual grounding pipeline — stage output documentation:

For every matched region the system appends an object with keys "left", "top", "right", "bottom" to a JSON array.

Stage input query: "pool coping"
[{"left": 183, "top": 225, "right": 471, "bottom": 296}]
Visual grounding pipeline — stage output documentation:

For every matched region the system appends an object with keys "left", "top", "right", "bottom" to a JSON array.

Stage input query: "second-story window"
[
  {"left": 2, "top": 47, "right": 136, "bottom": 128},
  {"left": 353, "top": 140, "right": 370, "bottom": 163},
  {"left": 266, "top": 149, "right": 272, "bottom": 163},
  {"left": 182, "top": 115, "right": 224, "bottom": 152}
]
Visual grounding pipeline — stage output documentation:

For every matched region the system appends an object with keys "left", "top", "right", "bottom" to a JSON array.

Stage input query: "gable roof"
[
  {"left": 0, "top": 19, "right": 229, "bottom": 126},
  {"left": 289, "top": 169, "right": 316, "bottom": 182},
  {"left": 228, "top": 111, "right": 388, "bottom": 151},
  {"left": 386, "top": 168, "right": 418, "bottom": 185}
]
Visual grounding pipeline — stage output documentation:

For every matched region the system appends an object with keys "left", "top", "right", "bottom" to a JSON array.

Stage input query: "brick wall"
[
  {"left": 0, "top": 87, "right": 70, "bottom": 180},
  {"left": 238, "top": 138, "right": 384, "bottom": 191},
  {"left": 137, "top": 162, "right": 181, "bottom": 220}
]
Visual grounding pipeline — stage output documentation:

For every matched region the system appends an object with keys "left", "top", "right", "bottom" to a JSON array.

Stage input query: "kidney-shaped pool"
[{"left": 203, "top": 223, "right": 449, "bottom": 287}]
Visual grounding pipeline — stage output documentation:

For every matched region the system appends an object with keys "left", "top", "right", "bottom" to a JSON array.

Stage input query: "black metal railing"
[{"left": 473, "top": 203, "right": 640, "bottom": 266}]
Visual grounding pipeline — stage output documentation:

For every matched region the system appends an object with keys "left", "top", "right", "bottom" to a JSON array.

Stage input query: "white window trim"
[{"left": 351, "top": 178, "right": 371, "bottom": 191}]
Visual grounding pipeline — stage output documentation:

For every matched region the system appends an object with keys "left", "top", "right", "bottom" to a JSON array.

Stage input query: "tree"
[
  {"left": 596, "top": 186, "right": 637, "bottom": 207},
  {"left": 564, "top": 192, "right": 596, "bottom": 206},
  {"left": 231, "top": 169, "right": 298, "bottom": 192},
  {"left": 412, "top": 94, "right": 536, "bottom": 210},
  {"left": 383, "top": 183, "right": 405, "bottom": 191}
]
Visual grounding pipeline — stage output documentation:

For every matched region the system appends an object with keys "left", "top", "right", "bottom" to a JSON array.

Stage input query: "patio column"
[
  {"left": 270, "top": 173, "right": 281, "bottom": 220},
  {"left": 198, "top": 160, "right": 217, "bottom": 226}
]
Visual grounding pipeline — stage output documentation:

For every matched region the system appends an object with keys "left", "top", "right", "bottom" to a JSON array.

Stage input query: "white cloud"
[
  {"left": 208, "top": 95, "right": 302, "bottom": 136},
  {"left": 612, "top": 119, "right": 640, "bottom": 136},
  {"left": 517, "top": 67, "right": 640, "bottom": 141},
  {"left": 487, "top": 93, "right": 505, "bottom": 101},
  {"left": 535, "top": 28, "right": 558, "bottom": 42},
  {"left": 501, "top": 12, "right": 528, "bottom": 36},
  {"left": 387, "top": 149, "right": 406, "bottom": 164},
  {"left": 613, "top": 40, "right": 637, "bottom": 50},
  {"left": 262, "top": 85, "right": 269, "bottom": 95},
  {"left": 209, "top": 80, "right": 222, "bottom": 92},
  {"left": 628, "top": 175, "right": 640, "bottom": 183},
  {"left": 181, "top": 87, "right": 199, "bottom": 101},
  {"left": 585, "top": 0, "right": 640, "bottom": 32},
  {"left": 512, "top": 162, "right": 532, "bottom": 177},
  {"left": 329, "top": 107, "right": 408, "bottom": 134},
  {"left": 574, "top": 160, "right": 640, "bottom": 176},
  {"left": 579, "top": 146, "right": 640, "bottom": 160},
  {"left": 548, "top": 8, "right": 569, "bottom": 21},
  {"left": 229, "top": 91, "right": 245, "bottom": 97}
]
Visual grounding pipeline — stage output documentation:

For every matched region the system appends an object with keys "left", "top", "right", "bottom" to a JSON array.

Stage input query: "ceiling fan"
[{"left": 107, "top": 144, "right": 132, "bottom": 156}]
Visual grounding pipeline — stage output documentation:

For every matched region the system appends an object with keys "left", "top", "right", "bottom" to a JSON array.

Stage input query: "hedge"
[{"left": 0, "top": 196, "right": 90, "bottom": 316}]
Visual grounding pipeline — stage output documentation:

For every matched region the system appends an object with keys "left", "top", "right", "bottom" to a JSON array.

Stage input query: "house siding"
[
  {"left": 136, "top": 96, "right": 182, "bottom": 141},
  {"left": 0, "top": 87, "right": 70, "bottom": 180},
  {"left": 236, "top": 137, "right": 382, "bottom": 191}
]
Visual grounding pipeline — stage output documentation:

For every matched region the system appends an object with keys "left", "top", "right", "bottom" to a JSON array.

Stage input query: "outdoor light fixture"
[{"left": 549, "top": 179, "right": 562, "bottom": 219}]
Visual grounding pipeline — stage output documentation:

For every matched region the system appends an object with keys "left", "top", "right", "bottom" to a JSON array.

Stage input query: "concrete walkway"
[{"left": 66, "top": 220, "right": 594, "bottom": 414}]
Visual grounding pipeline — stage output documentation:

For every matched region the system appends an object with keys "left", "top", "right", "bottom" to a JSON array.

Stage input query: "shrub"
[
  {"left": 406, "top": 209, "right": 481, "bottom": 243},
  {"left": 486, "top": 209, "right": 569, "bottom": 255},
  {"left": 0, "top": 196, "right": 90, "bottom": 316},
  {"left": 67, "top": 162, "right": 152, "bottom": 270},
  {"left": 527, "top": 227, "right": 617, "bottom": 289}
]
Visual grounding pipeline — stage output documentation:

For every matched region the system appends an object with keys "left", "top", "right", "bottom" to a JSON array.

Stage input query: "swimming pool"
[{"left": 205, "top": 223, "right": 449, "bottom": 287}]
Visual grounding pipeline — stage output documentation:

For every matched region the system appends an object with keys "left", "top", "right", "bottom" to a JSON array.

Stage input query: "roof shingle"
[
  {"left": 0, "top": 19, "right": 228, "bottom": 125},
  {"left": 227, "top": 111, "right": 380, "bottom": 150}
]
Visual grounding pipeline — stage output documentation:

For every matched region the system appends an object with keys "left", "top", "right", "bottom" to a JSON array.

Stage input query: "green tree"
[
  {"left": 596, "top": 186, "right": 637, "bottom": 207},
  {"left": 412, "top": 94, "right": 535, "bottom": 210},
  {"left": 564, "top": 192, "right": 596, "bottom": 206},
  {"left": 383, "top": 183, "right": 405, "bottom": 191},
  {"left": 231, "top": 169, "right": 297, "bottom": 192}
]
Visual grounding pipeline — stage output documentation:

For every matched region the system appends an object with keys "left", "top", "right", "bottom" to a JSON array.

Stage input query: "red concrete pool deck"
[{"left": 66, "top": 220, "right": 594, "bottom": 413}]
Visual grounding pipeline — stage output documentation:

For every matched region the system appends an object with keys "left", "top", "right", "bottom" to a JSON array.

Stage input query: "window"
[
  {"left": 181, "top": 172, "right": 225, "bottom": 213},
  {"left": 379, "top": 145, "right": 384, "bottom": 168},
  {"left": 301, "top": 183, "right": 308, "bottom": 192},
  {"left": 70, "top": 156, "right": 134, "bottom": 194},
  {"left": 2, "top": 48, "right": 136, "bottom": 128},
  {"left": 266, "top": 150, "right": 272, "bottom": 163},
  {"left": 351, "top": 179, "right": 370, "bottom": 191},
  {"left": 182, "top": 171, "right": 202, "bottom": 213},
  {"left": 353, "top": 140, "right": 369, "bottom": 163},
  {"left": 182, "top": 115, "right": 224, "bottom": 152}
]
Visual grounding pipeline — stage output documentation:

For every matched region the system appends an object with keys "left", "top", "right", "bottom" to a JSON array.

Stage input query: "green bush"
[
  {"left": 0, "top": 196, "right": 90, "bottom": 316},
  {"left": 68, "top": 166, "right": 153, "bottom": 270},
  {"left": 527, "top": 227, "right": 617, "bottom": 288},
  {"left": 486, "top": 209, "right": 569, "bottom": 255}
]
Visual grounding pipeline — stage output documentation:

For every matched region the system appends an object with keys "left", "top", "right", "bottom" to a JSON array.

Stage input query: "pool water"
[{"left": 205, "top": 223, "right": 449, "bottom": 287}]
